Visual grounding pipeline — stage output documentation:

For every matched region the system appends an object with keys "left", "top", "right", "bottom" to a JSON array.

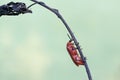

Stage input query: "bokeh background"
[{"left": 0, "top": 0, "right": 120, "bottom": 80}]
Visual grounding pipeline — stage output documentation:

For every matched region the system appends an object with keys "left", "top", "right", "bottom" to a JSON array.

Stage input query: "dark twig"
[
  {"left": 27, "top": 3, "right": 37, "bottom": 9},
  {"left": 30, "top": 0, "right": 93, "bottom": 80}
]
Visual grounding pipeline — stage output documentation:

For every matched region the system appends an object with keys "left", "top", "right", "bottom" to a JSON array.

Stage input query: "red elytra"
[{"left": 66, "top": 41, "right": 84, "bottom": 66}]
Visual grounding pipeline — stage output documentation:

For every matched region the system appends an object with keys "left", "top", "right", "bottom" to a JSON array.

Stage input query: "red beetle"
[{"left": 66, "top": 41, "right": 84, "bottom": 66}]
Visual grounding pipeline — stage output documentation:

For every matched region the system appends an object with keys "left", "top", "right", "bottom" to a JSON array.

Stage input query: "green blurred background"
[{"left": 0, "top": 0, "right": 120, "bottom": 80}]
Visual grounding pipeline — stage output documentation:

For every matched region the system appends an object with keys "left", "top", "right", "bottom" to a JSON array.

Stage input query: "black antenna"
[{"left": 67, "top": 33, "right": 72, "bottom": 42}]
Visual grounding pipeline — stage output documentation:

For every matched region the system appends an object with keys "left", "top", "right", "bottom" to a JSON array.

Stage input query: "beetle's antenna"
[{"left": 67, "top": 33, "right": 73, "bottom": 42}]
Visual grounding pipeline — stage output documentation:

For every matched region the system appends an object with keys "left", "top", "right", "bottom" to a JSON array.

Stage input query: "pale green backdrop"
[{"left": 0, "top": 0, "right": 120, "bottom": 80}]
